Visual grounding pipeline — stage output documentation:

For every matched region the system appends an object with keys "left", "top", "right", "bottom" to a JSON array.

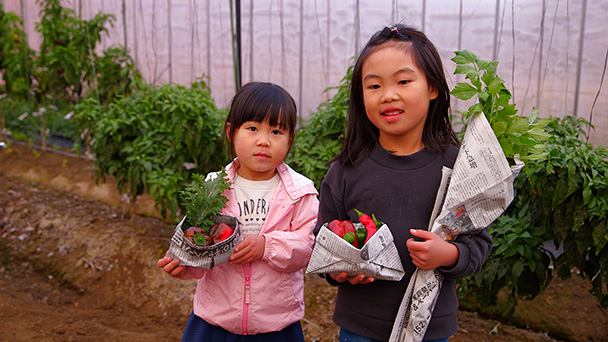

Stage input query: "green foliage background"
[
  {"left": 74, "top": 79, "right": 228, "bottom": 219},
  {"left": 0, "top": 0, "right": 139, "bottom": 149},
  {"left": 450, "top": 51, "right": 608, "bottom": 313},
  {"left": 287, "top": 66, "right": 351, "bottom": 189}
]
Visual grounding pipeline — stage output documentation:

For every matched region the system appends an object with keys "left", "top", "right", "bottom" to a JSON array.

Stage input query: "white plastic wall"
[{"left": 4, "top": 0, "right": 607, "bottom": 146}]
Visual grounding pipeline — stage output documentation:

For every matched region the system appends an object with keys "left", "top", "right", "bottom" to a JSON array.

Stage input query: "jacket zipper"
[{"left": 242, "top": 263, "right": 252, "bottom": 334}]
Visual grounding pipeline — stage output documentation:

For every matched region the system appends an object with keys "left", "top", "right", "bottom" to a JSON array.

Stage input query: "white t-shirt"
[{"left": 234, "top": 173, "right": 280, "bottom": 235}]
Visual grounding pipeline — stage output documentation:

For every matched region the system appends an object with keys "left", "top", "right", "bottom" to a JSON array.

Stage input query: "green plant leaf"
[
  {"left": 527, "top": 127, "right": 551, "bottom": 141},
  {"left": 592, "top": 221, "right": 608, "bottom": 252},
  {"left": 451, "top": 83, "right": 479, "bottom": 100},
  {"left": 491, "top": 121, "right": 508, "bottom": 137},
  {"left": 551, "top": 177, "right": 569, "bottom": 209},
  {"left": 180, "top": 168, "right": 231, "bottom": 228},
  {"left": 512, "top": 259, "right": 524, "bottom": 278},
  {"left": 506, "top": 117, "right": 529, "bottom": 135},
  {"left": 454, "top": 64, "right": 478, "bottom": 77},
  {"left": 451, "top": 49, "right": 478, "bottom": 64}
]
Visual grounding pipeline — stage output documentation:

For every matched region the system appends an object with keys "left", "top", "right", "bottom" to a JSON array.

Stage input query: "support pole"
[
  {"left": 133, "top": 0, "right": 138, "bottom": 69},
  {"left": 122, "top": 0, "right": 128, "bottom": 55},
  {"left": 493, "top": 0, "right": 500, "bottom": 61},
  {"left": 354, "top": 0, "right": 360, "bottom": 55},
  {"left": 573, "top": 0, "right": 587, "bottom": 117},
  {"left": 167, "top": 0, "right": 173, "bottom": 83},
  {"left": 298, "top": 0, "right": 304, "bottom": 119},
  {"left": 235, "top": 0, "right": 242, "bottom": 89},
  {"left": 458, "top": 0, "right": 463, "bottom": 51},
  {"left": 536, "top": 0, "right": 546, "bottom": 108},
  {"left": 421, "top": 0, "right": 426, "bottom": 32}
]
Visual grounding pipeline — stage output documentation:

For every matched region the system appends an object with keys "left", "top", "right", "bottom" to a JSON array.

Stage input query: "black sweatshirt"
[{"left": 314, "top": 144, "right": 492, "bottom": 341}]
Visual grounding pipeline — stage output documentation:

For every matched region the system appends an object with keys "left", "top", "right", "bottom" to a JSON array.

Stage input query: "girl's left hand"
[
  {"left": 229, "top": 234, "right": 265, "bottom": 265},
  {"left": 406, "top": 229, "right": 459, "bottom": 270},
  {"left": 157, "top": 256, "right": 188, "bottom": 278}
]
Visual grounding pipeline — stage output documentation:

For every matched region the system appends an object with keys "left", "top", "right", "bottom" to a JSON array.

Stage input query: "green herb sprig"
[
  {"left": 180, "top": 168, "right": 231, "bottom": 231},
  {"left": 450, "top": 50, "right": 551, "bottom": 165}
]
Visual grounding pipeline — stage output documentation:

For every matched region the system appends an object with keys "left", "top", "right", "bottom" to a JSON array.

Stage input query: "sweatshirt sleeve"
[
  {"left": 262, "top": 193, "right": 319, "bottom": 273},
  {"left": 437, "top": 228, "right": 493, "bottom": 280}
]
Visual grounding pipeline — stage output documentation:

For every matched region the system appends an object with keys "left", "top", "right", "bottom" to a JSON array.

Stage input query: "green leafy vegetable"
[
  {"left": 450, "top": 50, "right": 551, "bottom": 165},
  {"left": 180, "top": 168, "right": 231, "bottom": 230}
]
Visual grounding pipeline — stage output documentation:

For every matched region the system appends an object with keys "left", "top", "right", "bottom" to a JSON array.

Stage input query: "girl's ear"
[
  {"left": 225, "top": 123, "right": 231, "bottom": 142},
  {"left": 429, "top": 87, "right": 439, "bottom": 101}
]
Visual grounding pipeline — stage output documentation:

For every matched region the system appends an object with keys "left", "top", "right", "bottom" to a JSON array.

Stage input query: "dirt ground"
[{"left": 1, "top": 143, "right": 607, "bottom": 342}]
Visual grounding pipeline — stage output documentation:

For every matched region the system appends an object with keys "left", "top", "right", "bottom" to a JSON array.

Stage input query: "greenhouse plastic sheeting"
[{"left": 6, "top": 0, "right": 607, "bottom": 146}]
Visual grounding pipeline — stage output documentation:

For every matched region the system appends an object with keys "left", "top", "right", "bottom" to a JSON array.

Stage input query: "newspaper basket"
[
  {"left": 166, "top": 214, "right": 242, "bottom": 270},
  {"left": 306, "top": 222, "right": 405, "bottom": 281}
]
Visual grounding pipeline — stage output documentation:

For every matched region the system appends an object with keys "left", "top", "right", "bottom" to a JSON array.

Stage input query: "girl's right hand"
[
  {"left": 329, "top": 272, "right": 375, "bottom": 285},
  {"left": 157, "top": 256, "right": 187, "bottom": 278},
  {"left": 229, "top": 234, "right": 265, "bottom": 265}
]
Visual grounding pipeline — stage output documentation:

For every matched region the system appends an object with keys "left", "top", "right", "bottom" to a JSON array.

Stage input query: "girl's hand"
[
  {"left": 229, "top": 234, "right": 265, "bottom": 265},
  {"left": 157, "top": 256, "right": 187, "bottom": 278},
  {"left": 406, "top": 229, "right": 459, "bottom": 270},
  {"left": 329, "top": 272, "right": 375, "bottom": 285}
]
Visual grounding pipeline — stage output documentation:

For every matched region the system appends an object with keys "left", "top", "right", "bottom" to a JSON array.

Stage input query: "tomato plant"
[
  {"left": 1, "top": 0, "right": 137, "bottom": 150},
  {"left": 0, "top": 4, "right": 32, "bottom": 101},
  {"left": 0, "top": 4, "right": 34, "bottom": 142}
]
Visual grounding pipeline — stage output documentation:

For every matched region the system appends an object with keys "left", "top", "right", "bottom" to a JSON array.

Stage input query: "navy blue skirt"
[{"left": 181, "top": 312, "right": 304, "bottom": 342}]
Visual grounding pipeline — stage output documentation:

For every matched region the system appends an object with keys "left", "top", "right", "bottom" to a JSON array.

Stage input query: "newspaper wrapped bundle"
[
  {"left": 306, "top": 222, "right": 405, "bottom": 281},
  {"left": 166, "top": 214, "right": 243, "bottom": 270},
  {"left": 389, "top": 112, "right": 524, "bottom": 342}
]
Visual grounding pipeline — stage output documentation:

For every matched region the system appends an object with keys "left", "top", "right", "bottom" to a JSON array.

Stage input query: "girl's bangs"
[
  {"left": 263, "top": 106, "right": 290, "bottom": 130},
  {"left": 251, "top": 99, "right": 295, "bottom": 132}
]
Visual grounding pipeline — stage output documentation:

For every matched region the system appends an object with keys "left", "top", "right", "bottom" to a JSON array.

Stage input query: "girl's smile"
[{"left": 381, "top": 107, "right": 405, "bottom": 121}]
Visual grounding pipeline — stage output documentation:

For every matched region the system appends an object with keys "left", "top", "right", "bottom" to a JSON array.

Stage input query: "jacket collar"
[{"left": 225, "top": 158, "right": 318, "bottom": 201}]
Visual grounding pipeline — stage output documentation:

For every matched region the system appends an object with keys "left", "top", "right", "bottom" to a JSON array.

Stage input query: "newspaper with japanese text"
[
  {"left": 166, "top": 214, "right": 243, "bottom": 270},
  {"left": 389, "top": 112, "right": 524, "bottom": 342},
  {"left": 306, "top": 223, "right": 405, "bottom": 281}
]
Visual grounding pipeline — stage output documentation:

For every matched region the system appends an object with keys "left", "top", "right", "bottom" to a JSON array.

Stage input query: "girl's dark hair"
[
  {"left": 224, "top": 82, "right": 297, "bottom": 157},
  {"left": 336, "top": 24, "right": 459, "bottom": 166}
]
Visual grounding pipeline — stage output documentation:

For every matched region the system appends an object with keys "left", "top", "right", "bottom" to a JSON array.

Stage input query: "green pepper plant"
[
  {"left": 26, "top": 0, "right": 115, "bottom": 150},
  {"left": 523, "top": 116, "right": 608, "bottom": 307},
  {"left": 74, "top": 78, "right": 228, "bottom": 220},
  {"left": 451, "top": 50, "right": 608, "bottom": 314}
]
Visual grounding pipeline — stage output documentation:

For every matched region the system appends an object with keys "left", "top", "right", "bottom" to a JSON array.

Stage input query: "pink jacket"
[{"left": 177, "top": 159, "right": 319, "bottom": 335}]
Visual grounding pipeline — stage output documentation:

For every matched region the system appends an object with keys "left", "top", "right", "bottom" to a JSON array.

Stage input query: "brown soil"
[{"left": 1, "top": 143, "right": 607, "bottom": 342}]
